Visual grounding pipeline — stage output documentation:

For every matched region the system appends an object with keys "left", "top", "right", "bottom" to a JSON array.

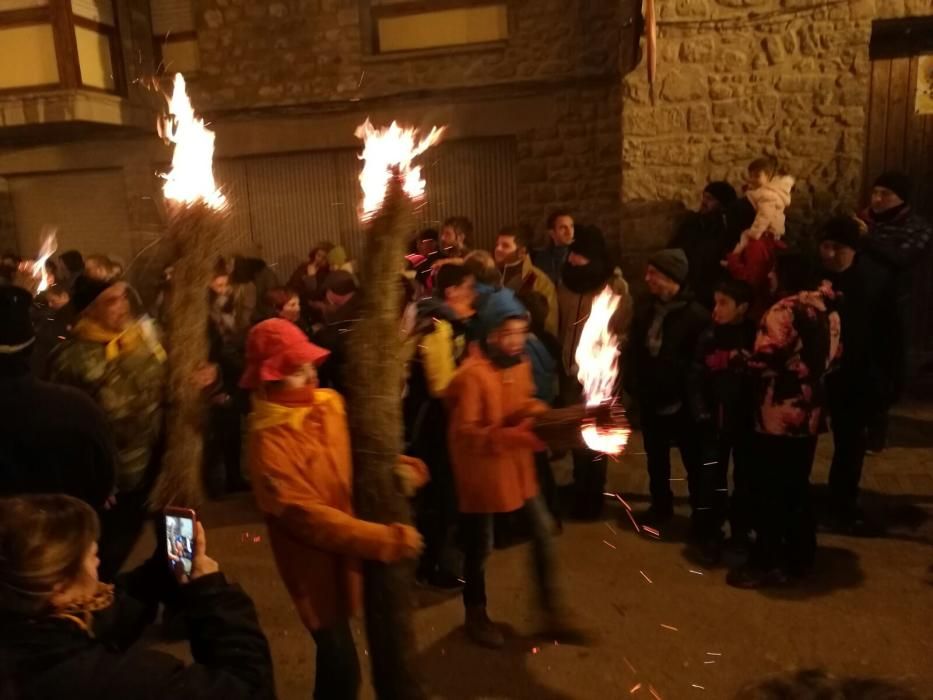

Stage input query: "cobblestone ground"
[{"left": 137, "top": 401, "right": 933, "bottom": 699}]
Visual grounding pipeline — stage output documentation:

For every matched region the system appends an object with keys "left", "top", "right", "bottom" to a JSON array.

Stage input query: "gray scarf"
[{"left": 645, "top": 297, "right": 686, "bottom": 358}]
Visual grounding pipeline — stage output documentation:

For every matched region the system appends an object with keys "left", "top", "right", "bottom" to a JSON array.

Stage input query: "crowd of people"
[{"left": 0, "top": 161, "right": 930, "bottom": 698}]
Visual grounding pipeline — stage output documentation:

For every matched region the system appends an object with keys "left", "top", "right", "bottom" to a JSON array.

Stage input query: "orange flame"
[
  {"left": 355, "top": 119, "right": 445, "bottom": 220},
  {"left": 160, "top": 73, "right": 226, "bottom": 210},
  {"left": 31, "top": 227, "right": 57, "bottom": 293},
  {"left": 575, "top": 286, "right": 630, "bottom": 455}
]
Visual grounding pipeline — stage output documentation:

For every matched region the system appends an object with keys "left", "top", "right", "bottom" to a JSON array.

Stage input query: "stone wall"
[
  {"left": 193, "top": 0, "right": 625, "bottom": 109},
  {"left": 517, "top": 82, "right": 622, "bottom": 242},
  {"left": 621, "top": 0, "right": 931, "bottom": 237}
]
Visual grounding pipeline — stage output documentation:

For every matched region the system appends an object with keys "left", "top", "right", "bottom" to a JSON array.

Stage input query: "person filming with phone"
[{"left": 0, "top": 494, "right": 274, "bottom": 699}]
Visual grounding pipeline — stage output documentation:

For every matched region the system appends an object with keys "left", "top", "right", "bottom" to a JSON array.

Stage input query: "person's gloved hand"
[
  {"left": 392, "top": 524, "right": 424, "bottom": 560},
  {"left": 705, "top": 349, "right": 732, "bottom": 372},
  {"left": 394, "top": 455, "right": 430, "bottom": 498},
  {"left": 498, "top": 418, "right": 547, "bottom": 452}
]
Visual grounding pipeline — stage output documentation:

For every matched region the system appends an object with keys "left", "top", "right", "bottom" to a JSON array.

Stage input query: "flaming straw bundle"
[
  {"left": 149, "top": 73, "right": 228, "bottom": 509},
  {"left": 533, "top": 286, "right": 630, "bottom": 454},
  {"left": 575, "top": 286, "right": 631, "bottom": 455},
  {"left": 346, "top": 118, "right": 443, "bottom": 700},
  {"left": 30, "top": 228, "right": 58, "bottom": 293}
]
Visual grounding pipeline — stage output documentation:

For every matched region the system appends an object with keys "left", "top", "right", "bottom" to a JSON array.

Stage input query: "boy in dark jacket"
[
  {"left": 689, "top": 278, "right": 757, "bottom": 557},
  {"left": 626, "top": 249, "right": 710, "bottom": 528}
]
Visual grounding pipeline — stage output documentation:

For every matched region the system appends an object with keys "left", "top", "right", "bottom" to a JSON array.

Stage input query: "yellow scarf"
[
  {"left": 248, "top": 397, "right": 313, "bottom": 432},
  {"left": 73, "top": 318, "right": 166, "bottom": 363}
]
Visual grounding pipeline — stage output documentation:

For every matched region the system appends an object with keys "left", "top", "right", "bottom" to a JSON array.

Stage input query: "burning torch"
[
  {"left": 149, "top": 73, "right": 229, "bottom": 509},
  {"left": 346, "top": 118, "right": 443, "bottom": 700}
]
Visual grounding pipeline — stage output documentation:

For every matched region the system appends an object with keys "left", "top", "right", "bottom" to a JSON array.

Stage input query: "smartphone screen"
[{"left": 165, "top": 512, "right": 195, "bottom": 576}]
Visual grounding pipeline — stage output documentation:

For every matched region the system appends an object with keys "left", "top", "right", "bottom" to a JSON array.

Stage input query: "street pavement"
[{"left": 135, "top": 401, "right": 933, "bottom": 699}]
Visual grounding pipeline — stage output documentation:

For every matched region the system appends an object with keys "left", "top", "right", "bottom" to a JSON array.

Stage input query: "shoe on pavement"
[
  {"left": 416, "top": 568, "right": 464, "bottom": 591},
  {"left": 639, "top": 505, "right": 674, "bottom": 527},
  {"left": 542, "top": 610, "right": 592, "bottom": 646},
  {"left": 726, "top": 565, "right": 788, "bottom": 589},
  {"left": 825, "top": 509, "right": 882, "bottom": 538},
  {"left": 465, "top": 606, "right": 505, "bottom": 649},
  {"left": 696, "top": 537, "right": 723, "bottom": 566}
]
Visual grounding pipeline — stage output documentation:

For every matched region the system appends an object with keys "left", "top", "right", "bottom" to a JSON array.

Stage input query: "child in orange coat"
[
  {"left": 241, "top": 319, "right": 425, "bottom": 699},
  {"left": 446, "top": 291, "right": 581, "bottom": 649}
]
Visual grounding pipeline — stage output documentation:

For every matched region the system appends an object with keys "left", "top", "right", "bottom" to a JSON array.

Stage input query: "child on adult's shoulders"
[{"left": 724, "top": 156, "right": 793, "bottom": 319}]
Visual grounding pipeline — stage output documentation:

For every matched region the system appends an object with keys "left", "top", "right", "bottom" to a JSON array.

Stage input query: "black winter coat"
[
  {"left": 312, "top": 295, "right": 362, "bottom": 395},
  {"left": 625, "top": 292, "right": 710, "bottom": 414},
  {"left": 823, "top": 254, "right": 896, "bottom": 401},
  {"left": 0, "top": 571, "right": 275, "bottom": 700},
  {"left": 670, "top": 211, "right": 732, "bottom": 309},
  {"left": 688, "top": 320, "right": 757, "bottom": 434},
  {"left": 0, "top": 370, "right": 116, "bottom": 509}
]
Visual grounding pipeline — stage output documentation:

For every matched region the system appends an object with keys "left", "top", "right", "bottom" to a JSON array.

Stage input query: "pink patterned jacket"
[{"left": 747, "top": 283, "right": 842, "bottom": 437}]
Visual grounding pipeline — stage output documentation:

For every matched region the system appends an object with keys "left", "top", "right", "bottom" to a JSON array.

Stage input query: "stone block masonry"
[{"left": 621, "top": 0, "right": 931, "bottom": 230}]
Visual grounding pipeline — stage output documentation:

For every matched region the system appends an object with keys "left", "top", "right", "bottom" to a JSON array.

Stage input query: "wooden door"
[{"left": 864, "top": 52, "right": 933, "bottom": 358}]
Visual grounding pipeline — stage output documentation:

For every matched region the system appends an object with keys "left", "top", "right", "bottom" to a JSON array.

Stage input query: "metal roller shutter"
[{"left": 214, "top": 136, "right": 517, "bottom": 274}]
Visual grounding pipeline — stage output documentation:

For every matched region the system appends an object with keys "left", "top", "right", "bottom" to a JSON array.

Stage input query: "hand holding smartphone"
[
  {"left": 164, "top": 507, "right": 197, "bottom": 579},
  {"left": 163, "top": 508, "right": 219, "bottom": 583}
]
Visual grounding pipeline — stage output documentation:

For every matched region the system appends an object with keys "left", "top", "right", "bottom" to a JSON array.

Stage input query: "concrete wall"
[{"left": 621, "top": 0, "right": 932, "bottom": 251}]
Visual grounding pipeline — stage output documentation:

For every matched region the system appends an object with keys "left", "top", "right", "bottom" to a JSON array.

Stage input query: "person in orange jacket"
[
  {"left": 241, "top": 318, "right": 426, "bottom": 699},
  {"left": 446, "top": 290, "right": 581, "bottom": 649}
]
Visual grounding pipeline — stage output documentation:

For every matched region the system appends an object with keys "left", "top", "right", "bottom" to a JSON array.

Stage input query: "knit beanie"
[
  {"left": 0, "top": 286, "right": 35, "bottom": 354},
  {"left": 873, "top": 172, "right": 913, "bottom": 203},
  {"left": 72, "top": 274, "right": 114, "bottom": 314},
  {"left": 569, "top": 225, "right": 608, "bottom": 262},
  {"left": 323, "top": 270, "right": 358, "bottom": 296},
  {"left": 648, "top": 248, "right": 689, "bottom": 286},
  {"left": 703, "top": 181, "right": 737, "bottom": 208},
  {"left": 821, "top": 216, "right": 862, "bottom": 251}
]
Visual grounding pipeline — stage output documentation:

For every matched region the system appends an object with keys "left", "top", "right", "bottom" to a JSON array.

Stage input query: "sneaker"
[
  {"left": 825, "top": 510, "right": 882, "bottom": 538},
  {"left": 639, "top": 505, "right": 674, "bottom": 527},
  {"left": 696, "top": 537, "right": 723, "bottom": 566},
  {"left": 416, "top": 568, "right": 464, "bottom": 591},
  {"left": 726, "top": 565, "right": 788, "bottom": 589},
  {"left": 465, "top": 606, "right": 505, "bottom": 649},
  {"left": 542, "top": 610, "right": 592, "bottom": 646}
]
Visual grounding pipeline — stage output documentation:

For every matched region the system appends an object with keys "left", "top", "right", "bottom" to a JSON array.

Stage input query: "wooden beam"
[
  {"left": 870, "top": 17, "right": 933, "bottom": 60},
  {"left": 49, "top": 0, "right": 80, "bottom": 89}
]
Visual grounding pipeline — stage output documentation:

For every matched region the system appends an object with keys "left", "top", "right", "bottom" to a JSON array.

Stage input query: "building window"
[
  {"left": 369, "top": 1, "right": 508, "bottom": 54},
  {"left": 0, "top": 0, "right": 123, "bottom": 94},
  {"left": 151, "top": 0, "right": 198, "bottom": 74}
]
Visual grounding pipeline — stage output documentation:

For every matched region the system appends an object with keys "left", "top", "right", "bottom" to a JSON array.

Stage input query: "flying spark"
[{"left": 640, "top": 570, "right": 653, "bottom": 584}]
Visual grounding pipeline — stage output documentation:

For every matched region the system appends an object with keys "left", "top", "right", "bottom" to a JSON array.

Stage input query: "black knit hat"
[
  {"left": 569, "top": 225, "right": 608, "bottom": 262},
  {"left": 703, "top": 181, "right": 738, "bottom": 208},
  {"left": 648, "top": 248, "right": 689, "bottom": 285},
  {"left": 821, "top": 216, "right": 862, "bottom": 251},
  {"left": 873, "top": 171, "right": 913, "bottom": 203},
  {"left": 72, "top": 274, "right": 114, "bottom": 314},
  {"left": 323, "top": 270, "right": 358, "bottom": 296},
  {"left": 0, "top": 286, "right": 35, "bottom": 354}
]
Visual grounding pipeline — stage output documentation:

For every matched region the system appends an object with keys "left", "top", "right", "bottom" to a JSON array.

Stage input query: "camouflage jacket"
[{"left": 49, "top": 335, "right": 166, "bottom": 492}]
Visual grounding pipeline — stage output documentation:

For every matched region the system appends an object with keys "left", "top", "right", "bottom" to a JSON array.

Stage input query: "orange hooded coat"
[
  {"left": 247, "top": 385, "right": 425, "bottom": 630},
  {"left": 445, "top": 352, "right": 545, "bottom": 514}
]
